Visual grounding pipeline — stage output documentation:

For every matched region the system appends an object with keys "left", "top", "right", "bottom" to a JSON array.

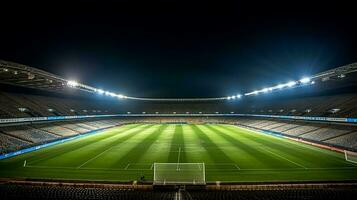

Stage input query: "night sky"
[{"left": 0, "top": 1, "right": 356, "bottom": 98}]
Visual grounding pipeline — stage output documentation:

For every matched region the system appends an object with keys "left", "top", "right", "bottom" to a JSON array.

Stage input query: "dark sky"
[{"left": 0, "top": 1, "right": 356, "bottom": 98}]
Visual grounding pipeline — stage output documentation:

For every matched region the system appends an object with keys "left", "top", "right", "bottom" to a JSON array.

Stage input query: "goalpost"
[
  {"left": 344, "top": 150, "right": 357, "bottom": 164},
  {"left": 153, "top": 163, "right": 206, "bottom": 185}
]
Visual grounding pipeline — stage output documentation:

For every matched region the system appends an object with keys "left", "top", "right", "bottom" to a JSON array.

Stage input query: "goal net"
[
  {"left": 344, "top": 150, "right": 357, "bottom": 164},
  {"left": 153, "top": 163, "right": 206, "bottom": 185}
]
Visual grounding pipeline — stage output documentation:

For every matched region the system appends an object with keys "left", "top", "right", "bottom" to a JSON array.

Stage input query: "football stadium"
[
  {"left": 0, "top": 60, "right": 357, "bottom": 199},
  {"left": 1, "top": 2, "right": 357, "bottom": 199}
]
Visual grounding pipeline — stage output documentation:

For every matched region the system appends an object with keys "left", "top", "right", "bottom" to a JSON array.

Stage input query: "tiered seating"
[
  {"left": 282, "top": 125, "right": 321, "bottom": 136},
  {"left": 302, "top": 127, "right": 351, "bottom": 141},
  {"left": 271, "top": 123, "right": 300, "bottom": 132},
  {"left": 325, "top": 132, "right": 357, "bottom": 149},
  {"left": 0, "top": 184, "right": 175, "bottom": 200},
  {"left": 184, "top": 188, "right": 357, "bottom": 200},
  {"left": 73, "top": 122, "right": 98, "bottom": 131},
  {"left": 253, "top": 121, "right": 278, "bottom": 129},
  {"left": 234, "top": 118, "right": 357, "bottom": 150},
  {"left": 33, "top": 124, "right": 78, "bottom": 137},
  {"left": 0, "top": 133, "right": 30, "bottom": 154},
  {"left": 59, "top": 123, "right": 90, "bottom": 133},
  {"left": 0, "top": 119, "right": 124, "bottom": 154},
  {"left": 1, "top": 91, "right": 357, "bottom": 118},
  {"left": 263, "top": 122, "right": 288, "bottom": 130},
  {"left": 0, "top": 126, "right": 59, "bottom": 143}
]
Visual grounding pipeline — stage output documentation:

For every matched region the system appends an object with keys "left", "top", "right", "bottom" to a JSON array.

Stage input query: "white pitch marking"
[
  {"left": 76, "top": 146, "right": 116, "bottom": 169},
  {"left": 177, "top": 147, "right": 181, "bottom": 171},
  {"left": 263, "top": 148, "right": 307, "bottom": 169},
  {"left": 124, "top": 163, "right": 130, "bottom": 170},
  {"left": 23, "top": 164, "right": 357, "bottom": 171},
  {"left": 177, "top": 147, "right": 181, "bottom": 163}
]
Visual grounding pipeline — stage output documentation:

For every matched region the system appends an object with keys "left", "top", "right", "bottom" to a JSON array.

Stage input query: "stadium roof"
[{"left": 1, "top": 59, "right": 357, "bottom": 101}]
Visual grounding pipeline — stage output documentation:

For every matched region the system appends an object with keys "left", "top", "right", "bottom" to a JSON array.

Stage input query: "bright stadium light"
[
  {"left": 117, "top": 94, "right": 124, "bottom": 99},
  {"left": 286, "top": 81, "right": 297, "bottom": 87},
  {"left": 67, "top": 80, "right": 79, "bottom": 87},
  {"left": 262, "top": 88, "right": 269, "bottom": 93},
  {"left": 276, "top": 84, "right": 285, "bottom": 89},
  {"left": 108, "top": 92, "right": 116, "bottom": 97},
  {"left": 236, "top": 94, "right": 242, "bottom": 98},
  {"left": 231, "top": 95, "right": 236, "bottom": 99},
  {"left": 227, "top": 96, "right": 232, "bottom": 100},
  {"left": 97, "top": 89, "right": 105, "bottom": 94},
  {"left": 299, "top": 77, "right": 311, "bottom": 84}
]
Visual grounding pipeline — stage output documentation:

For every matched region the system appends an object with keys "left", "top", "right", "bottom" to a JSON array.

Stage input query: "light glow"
[
  {"left": 286, "top": 81, "right": 297, "bottom": 87},
  {"left": 67, "top": 80, "right": 79, "bottom": 87},
  {"left": 299, "top": 77, "right": 311, "bottom": 84}
]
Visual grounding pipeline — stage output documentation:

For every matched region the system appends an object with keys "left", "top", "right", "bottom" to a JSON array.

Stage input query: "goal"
[
  {"left": 344, "top": 150, "right": 357, "bottom": 164},
  {"left": 153, "top": 163, "right": 206, "bottom": 185}
]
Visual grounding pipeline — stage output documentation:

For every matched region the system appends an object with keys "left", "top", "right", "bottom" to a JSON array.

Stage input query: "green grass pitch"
[{"left": 1, "top": 123, "right": 357, "bottom": 183}]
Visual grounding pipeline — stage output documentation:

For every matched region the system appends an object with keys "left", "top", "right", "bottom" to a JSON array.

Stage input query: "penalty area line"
[
  {"left": 263, "top": 148, "right": 307, "bottom": 169},
  {"left": 76, "top": 145, "right": 116, "bottom": 169}
]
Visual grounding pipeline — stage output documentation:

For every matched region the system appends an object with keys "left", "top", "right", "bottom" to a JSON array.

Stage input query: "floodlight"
[
  {"left": 117, "top": 94, "right": 124, "bottom": 98},
  {"left": 67, "top": 80, "right": 79, "bottom": 87},
  {"left": 227, "top": 96, "right": 232, "bottom": 100},
  {"left": 231, "top": 95, "right": 236, "bottom": 99},
  {"left": 276, "top": 84, "right": 285, "bottom": 89},
  {"left": 108, "top": 92, "right": 116, "bottom": 97},
  {"left": 236, "top": 94, "right": 242, "bottom": 98},
  {"left": 262, "top": 88, "right": 269, "bottom": 93},
  {"left": 286, "top": 81, "right": 296, "bottom": 87},
  {"left": 97, "top": 89, "right": 105, "bottom": 94},
  {"left": 299, "top": 77, "right": 311, "bottom": 84}
]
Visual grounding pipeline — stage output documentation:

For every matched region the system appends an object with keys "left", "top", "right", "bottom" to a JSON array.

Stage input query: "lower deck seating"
[
  {"left": 0, "top": 134, "right": 30, "bottom": 154},
  {"left": 325, "top": 132, "right": 357, "bottom": 149},
  {"left": 0, "top": 126, "right": 59, "bottom": 143},
  {"left": 33, "top": 124, "right": 78, "bottom": 137},
  {"left": 184, "top": 188, "right": 357, "bottom": 200},
  {"left": 0, "top": 119, "right": 122, "bottom": 154},
  {"left": 0, "top": 184, "right": 355, "bottom": 200},
  {"left": 0, "top": 184, "right": 175, "bottom": 200},
  {"left": 235, "top": 118, "right": 357, "bottom": 151}
]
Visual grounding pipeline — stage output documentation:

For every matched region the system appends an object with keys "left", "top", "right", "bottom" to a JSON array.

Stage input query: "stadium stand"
[
  {"left": 234, "top": 118, "right": 357, "bottom": 151},
  {"left": 0, "top": 133, "right": 30, "bottom": 154},
  {"left": 0, "top": 184, "right": 356, "bottom": 200},
  {"left": 182, "top": 188, "right": 357, "bottom": 200},
  {"left": 0, "top": 125, "right": 59, "bottom": 143},
  {"left": 0, "top": 184, "right": 174, "bottom": 200},
  {"left": 0, "top": 118, "right": 124, "bottom": 154},
  {"left": 1, "top": 91, "right": 357, "bottom": 117}
]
